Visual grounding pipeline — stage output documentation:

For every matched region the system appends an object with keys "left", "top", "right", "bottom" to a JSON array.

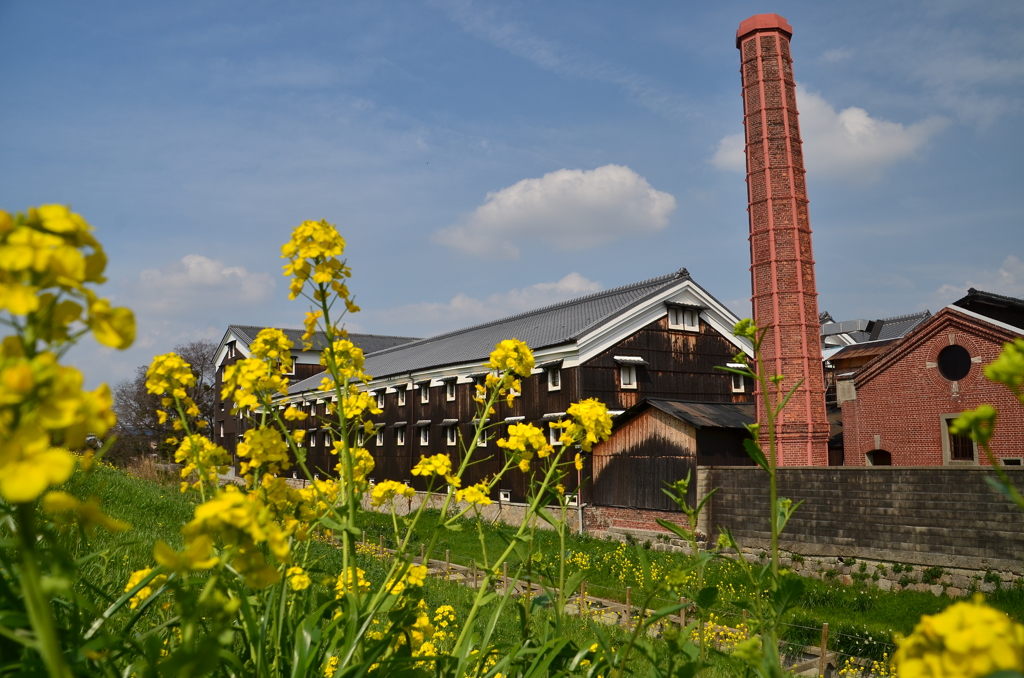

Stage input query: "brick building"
[
  {"left": 275, "top": 268, "right": 754, "bottom": 501},
  {"left": 838, "top": 294, "right": 1024, "bottom": 467}
]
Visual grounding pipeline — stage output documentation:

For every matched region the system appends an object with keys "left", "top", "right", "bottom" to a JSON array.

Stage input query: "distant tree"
[{"left": 108, "top": 338, "right": 218, "bottom": 465}]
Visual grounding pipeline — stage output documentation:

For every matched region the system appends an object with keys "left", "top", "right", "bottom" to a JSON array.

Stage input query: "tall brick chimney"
[{"left": 737, "top": 14, "right": 829, "bottom": 465}]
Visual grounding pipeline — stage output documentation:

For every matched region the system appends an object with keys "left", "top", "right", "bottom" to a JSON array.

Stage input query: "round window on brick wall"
[{"left": 937, "top": 344, "right": 971, "bottom": 381}]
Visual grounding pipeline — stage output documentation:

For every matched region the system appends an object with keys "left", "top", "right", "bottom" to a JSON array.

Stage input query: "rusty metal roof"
[{"left": 617, "top": 399, "right": 755, "bottom": 430}]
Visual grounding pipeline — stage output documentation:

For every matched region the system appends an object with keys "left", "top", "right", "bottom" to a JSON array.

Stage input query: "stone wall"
[{"left": 703, "top": 466, "right": 1024, "bottom": 586}]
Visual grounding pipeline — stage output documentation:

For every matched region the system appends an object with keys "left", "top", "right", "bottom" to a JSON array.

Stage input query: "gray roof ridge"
[
  {"left": 361, "top": 269, "right": 688, "bottom": 359},
  {"left": 878, "top": 310, "right": 931, "bottom": 322},
  {"left": 227, "top": 324, "right": 419, "bottom": 344},
  {"left": 961, "top": 288, "right": 1024, "bottom": 306}
]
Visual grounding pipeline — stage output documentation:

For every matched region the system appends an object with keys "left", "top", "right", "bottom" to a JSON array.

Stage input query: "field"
[{"left": 65, "top": 464, "right": 1024, "bottom": 668}]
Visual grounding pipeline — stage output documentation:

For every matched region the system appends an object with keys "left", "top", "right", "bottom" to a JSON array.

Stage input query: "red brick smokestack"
[{"left": 737, "top": 14, "right": 829, "bottom": 465}]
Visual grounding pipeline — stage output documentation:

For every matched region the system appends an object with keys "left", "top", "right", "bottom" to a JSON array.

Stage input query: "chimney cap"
[{"left": 736, "top": 13, "right": 793, "bottom": 48}]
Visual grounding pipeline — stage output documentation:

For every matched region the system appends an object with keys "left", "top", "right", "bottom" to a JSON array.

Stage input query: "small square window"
[
  {"left": 420, "top": 384, "right": 430, "bottom": 404},
  {"left": 397, "top": 388, "right": 406, "bottom": 407},
  {"left": 1003, "top": 458, "right": 1022, "bottom": 466},
  {"left": 357, "top": 429, "right": 365, "bottom": 446},
  {"left": 218, "top": 421, "right": 224, "bottom": 439},
  {"left": 667, "top": 306, "right": 699, "bottom": 331},
  {"left": 446, "top": 381, "right": 456, "bottom": 401},
  {"left": 376, "top": 391, "right": 384, "bottom": 409},
  {"left": 376, "top": 429, "right": 384, "bottom": 447},
  {"left": 446, "top": 426, "right": 457, "bottom": 446},
  {"left": 477, "top": 430, "right": 487, "bottom": 447},
  {"left": 547, "top": 367, "right": 561, "bottom": 391},
  {"left": 945, "top": 417, "right": 974, "bottom": 462},
  {"left": 731, "top": 373, "right": 745, "bottom": 393},
  {"left": 419, "top": 426, "right": 429, "bottom": 446},
  {"left": 549, "top": 424, "right": 560, "bottom": 445},
  {"left": 396, "top": 427, "right": 406, "bottom": 446},
  {"left": 620, "top": 365, "right": 637, "bottom": 390}
]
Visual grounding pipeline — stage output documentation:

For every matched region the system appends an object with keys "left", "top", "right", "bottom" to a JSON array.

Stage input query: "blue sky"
[{"left": 1, "top": 1, "right": 1022, "bottom": 387}]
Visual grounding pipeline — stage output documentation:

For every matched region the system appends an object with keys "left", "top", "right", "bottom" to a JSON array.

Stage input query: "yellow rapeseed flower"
[
  {"left": 455, "top": 482, "right": 492, "bottom": 506},
  {"left": 487, "top": 339, "right": 534, "bottom": 377},
  {"left": 370, "top": 480, "right": 415, "bottom": 507},
  {"left": 894, "top": 594, "right": 1024, "bottom": 677},
  {"left": 125, "top": 568, "right": 167, "bottom": 610}
]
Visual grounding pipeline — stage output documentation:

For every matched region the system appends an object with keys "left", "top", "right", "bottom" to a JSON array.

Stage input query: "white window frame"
[
  {"left": 446, "top": 426, "right": 457, "bottom": 447},
  {"left": 396, "top": 426, "right": 406, "bottom": 446},
  {"left": 397, "top": 388, "right": 406, "bottom": 407},
  {"left": 549, "top": 424, "right": 560, "bottom": 446},
  {"left": 620, "top": 365, "right": 637, "bottom": 390},
  {"left": 357, "top": 429, "right": 365, "bottom": 447},
  {"left": 420, "top": 384, "right": 430, "bottom": 404},
  {"left": 419, "top": 426, "right": 429, "bottom": 446},
  {"left": 477, "top": 430, "right": 487, "bottom": 447},
  {"left": 218, "top": 421, "right": 224, "bottom": 439},
  {"left": 547, "top": 367, "right": 561, "bottom": 391},
  {"left": 668, "top": 306, "right": 700, "bottom": 331},
  {"left": 375, "top": 429, "right": 384, "bottom": 447},
  {"left": 446, "top": 381, "right": 456, "bottom": 401},
  {"left": 376, "top": 391, "right": 384, "bottom": 409},
  {"left": 731, "top": 373, "right": 745, "bottom": 393}
]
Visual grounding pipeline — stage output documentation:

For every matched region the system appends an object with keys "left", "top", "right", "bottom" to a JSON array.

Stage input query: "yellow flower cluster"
[
  {"left": 386, "top": 564, "right": 428, "bottom": 597},
  {"left": 175, "top": 434, "right": 231, "bottom": 492},
  {"left": 321, "top": 339, "right": 369, "bottom": 384},
  {"left": 146, "top": 353, "right": 206, "bottom": 432},
  {"left": 497, "top": 423, "right": 553, "bottom": 473},
  {"left": 335, "top": 567, "right": 370, "bottom": 596},
  {"left": 370, "top": 480, "right": 415, "bottom": 507},
  {"left": 221, "top": 358, "right": 289, "bottom": 412},
  {"left": 0, "top": 206, "right": 134, "bottom": 348},
  {"left": 0, "top": 347, "right": 115, "bottom": 502},
  {"left": 236, "top": 426, "right": 291, "bottom": 479},
  {"left": 553, "top": 399, "right": 613, "bottom": 452},
  {"left": 455, "top": 482, "right": 492, "bottom": 506},
  {"left": 125, "top": 568, "right": 167, "bottom": 610},
  {"left": 178, "top": 485, "right": 291, "bottom": 587},
  {"left": 411, "top": 454, "right": 459, "bottom": 486},
  {"left": 487, "top": 339, "right": 534, "bottom": 378},
  {"left": 42, "top": 491, "right": 130, "bottom": 533},
  {"left": 286, "top": 566, "right": 311, "bottom": 591},
  {"left": 249, "top": 328, "right": 294, "bottom": 374},
  {"left": 894, "top": 594, "right": 1024, "bottom": 677},
  {"left": 280, "top": 219, "right": 358, "bottom": 314}
]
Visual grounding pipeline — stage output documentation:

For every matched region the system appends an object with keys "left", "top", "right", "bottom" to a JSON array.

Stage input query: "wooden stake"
[
  {"left": 378, "top": 535, "right": 383, "bottom": 557},
  {"left": 819, "top": 623, "right": 829, "bottom": 677},
  {"left": 361, "top": 529, "right": 366, "bottom": 545},
  {"left": 420, "top": 543, "right": 425, "bottom": 563},
  {"left": 625, "top": 586, "right": 632, "bottom": 631},
  {"left": 445, "top": 549, "right": 451, "bottom": 576},
  {"left": 503, "top": 562, "right": 508, "bottom": 592}
]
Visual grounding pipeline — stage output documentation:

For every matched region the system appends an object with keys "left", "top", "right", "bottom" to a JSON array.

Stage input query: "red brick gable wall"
[{"left": 841, "top": 309, "right": 1024, "bottom": 466}]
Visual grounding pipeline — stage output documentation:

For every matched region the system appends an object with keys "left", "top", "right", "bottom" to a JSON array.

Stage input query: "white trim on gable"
[{"left": 576, "top": 279, "right": 752, "bottom": 364}]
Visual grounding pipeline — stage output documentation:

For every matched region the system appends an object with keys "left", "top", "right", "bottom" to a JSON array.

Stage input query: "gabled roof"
[
  {"left": 353, "top": 268, "right": 701, "bottom": 380},
  {"left": 953, "top": 288, "right": 1024, "bottom": 329},
  {"left": 615, "top": 399, "right": 755, "bottom": 430},
  {"left": 851, "top": 306, "right": 1022, "bottom": 389},
  {"left": 221, "top": 324, "right": 418, "bottom": 356}
]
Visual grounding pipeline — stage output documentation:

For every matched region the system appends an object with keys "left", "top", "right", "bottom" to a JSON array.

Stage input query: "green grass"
[{"left": 59, "top": 465, "right": 1024, "bottom": 666}]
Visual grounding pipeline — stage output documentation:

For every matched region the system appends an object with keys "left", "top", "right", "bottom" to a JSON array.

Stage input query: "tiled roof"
[
  {"left": 287, "top": 269, "right": 694, "bottom": 392},
  {"left": 227, "top": 325, "right": 419, "bottom": 355},
  {"left": 841, "top": 311, "right": 931, "bottom": 343}
]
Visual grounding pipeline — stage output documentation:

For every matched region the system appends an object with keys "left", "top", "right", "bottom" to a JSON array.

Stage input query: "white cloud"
[
  {"left": 934, "top": 255, "right": 1024, "bottom": 303},
  {"left": 711, "top": 85, "right": 948, "bottom": 181},
  {"left": 820, "top": 48, "right": 854, "bottom": 63},
  {"left": 433, "top": 164, "right": 676, "bottom": 258},
  {"left": 136, "top": 254, "right": 275, "bottom": 312},
  {"left": 370, "top": 273, "right": 602, "bottom": 337}
]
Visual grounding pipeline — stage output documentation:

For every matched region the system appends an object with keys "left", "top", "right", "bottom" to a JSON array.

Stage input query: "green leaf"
[
  {"left": 771, "top": 576, "right": 804, "bottom": 618},
  {"left": 695, "top": 586, "right": 718, "bottom": 610},
  {"left": 743, "top": 438, "right": 769, "bottom": 471}
]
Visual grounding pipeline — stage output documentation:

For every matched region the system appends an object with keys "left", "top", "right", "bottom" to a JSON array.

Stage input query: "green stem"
[{"left": 16, "top": 504, "right": 74, "bottom": 678}]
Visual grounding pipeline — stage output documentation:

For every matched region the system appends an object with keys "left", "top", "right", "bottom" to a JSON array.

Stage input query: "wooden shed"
[{"left": 591, "top": 400, "right": 755, "bottom": 511}]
